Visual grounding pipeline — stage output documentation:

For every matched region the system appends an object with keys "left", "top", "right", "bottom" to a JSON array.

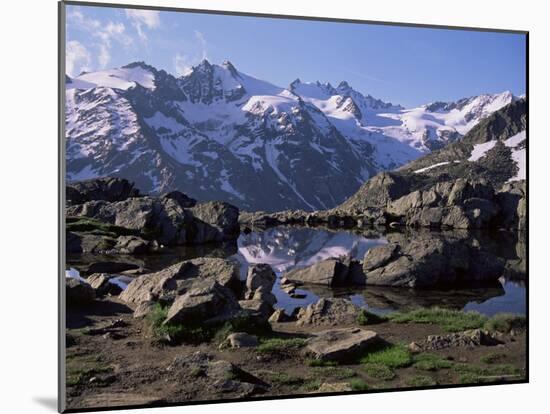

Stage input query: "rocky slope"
[
  {"left": 65, "top": 177, "right": 240, "bottom": 254},
  {"left": 242, "top": 99, "right": 527, "bottom": 231},
  {"left": 66, "top": 60, "right": 516, "bottom": 212}
]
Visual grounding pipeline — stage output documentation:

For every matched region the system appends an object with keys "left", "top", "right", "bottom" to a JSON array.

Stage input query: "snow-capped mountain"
[{"left": 65, "top": 59, "right": 516, "bottom": 212}]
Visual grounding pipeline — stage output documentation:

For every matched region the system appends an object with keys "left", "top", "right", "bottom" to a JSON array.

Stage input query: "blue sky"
[{"left": 66, "top": 4, "right": 526, "bottom": 107}]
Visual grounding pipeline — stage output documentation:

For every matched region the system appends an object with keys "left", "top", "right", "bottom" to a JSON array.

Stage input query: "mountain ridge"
[{"left": 65, "top": 59, "right": 519, "bottom": 212}]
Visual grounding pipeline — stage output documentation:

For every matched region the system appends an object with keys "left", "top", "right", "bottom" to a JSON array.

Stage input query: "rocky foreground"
[{"left": 65, "top": 255, "right": 526, "bottom": 409}]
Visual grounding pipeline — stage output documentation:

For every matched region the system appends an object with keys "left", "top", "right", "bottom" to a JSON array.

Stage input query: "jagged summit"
[{"left": 65, "top": 60, "right": 519, "bottom": 211}]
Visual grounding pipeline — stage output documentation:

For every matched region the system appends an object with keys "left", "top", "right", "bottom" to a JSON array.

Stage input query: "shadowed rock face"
[
  {"left": 66, "top": 179, "right": 240, "bottom": 248},
  {"left": 67, "top": 177, "right": 140, "bottom": 206},
  {"left": 362, "top": 230, "right": 505, "bottom": 288}
]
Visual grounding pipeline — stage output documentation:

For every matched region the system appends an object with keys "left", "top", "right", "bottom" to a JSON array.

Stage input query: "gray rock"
[
  {"left": 167, "top": 352, "right": 267, "bottom": 396},
  {"left": 225, "top": 332, "right": 259, "bottom": 348},
  {"left": 87, "top": 273, "right": 122, "bottom": 296},
  {"left": 363, "top": 230, "right": 504, "bottom": 288},
  {"left": 284, "top": 258, "right": 348, "bottom": 287},
  {"left": 66, "top": 177, "right": 140, "bottom": 205},
  {"left": 189, "top": 201, "right": 240, "bottom": 243},
  {"left": 306, "top": 327, "right": 379, "bottom": 361},
  {"left": 113, "top": 235, "right": 154, "bottom": 254},
  {"left": 268, "top": 309, "right": 294, "bottom": 323},
  {"left": 161, "top": 191, "right": 196, "bottom": 208},
  {"left": 245, "top": 264, "right": 276, "bottom": 296},
  {"left": 414, "top": 329, "right": 501, "bottom": 351},
  {"left": 119, "top": 261, "right": 192, "bottom": 306},
  {"left": 164, "top": 279, "right": 241, "bottom": 325},
  {"left": 66, "top": 278, "right": 95, "bottom": 307},
  {"left": 133, "top": 300, "right": 157, "bottom": 319},
  {"left": 296, "top": 298, "right": 361, "bottom": 327}
]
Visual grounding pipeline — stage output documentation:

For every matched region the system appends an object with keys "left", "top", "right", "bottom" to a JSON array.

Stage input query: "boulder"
[
  {"left": 87, "top": 273, "right": 123, "bottom": 296},
  {"left": 386, "top": 179, "right": 499, "bottom": 229},
  {"left": 189, "top": 201, "right": 240, "bottom": 242},
  {"left": 305, "top": 327, "right": 379, "bottom": 361},
  {"left": 133, "top": 300, "right": 157, "bottom": 319},
  {"left": 245, "top": 264, "right": 276, "bottom": 295},
  {"left": 412, "top": 329, "right": 501, "bottom": 351},
  {"left": 66, "top": 177, "right": 140, "bottom": 205},
  {"left": 167, "top": 352, "right": 267, "bottom": 396},
  {"left": 296, "top": 298, "right": 361, "bottom": 327},
  {"left": 161, "top": 191, "right": 196, "bottom": 208},
  {"left": 66, "top": 278, "right": 95, "bottom": 306},
  {"left": 66, "top": 196, "right": 240, "bottom": 246},
  {"left": 120, "top": 258, "right": 240, "bottom": 306},
  {"left": 119, "top": 261, "right": 192, "bottom": 306},
  {"left": 224, "top": 332, "right": 259, "bottom": 348},
  {"left": 164, "top": 279, "right": 241, "bottom": 325},
  {"left": 268, "top": 309, "right": 295, "bottom": 323},
  {"left": 363, "top": 230, "right": 504, "bottom": 288},
  {"left": 113, "top": 235, "right": 154, "bottom": 254},
  {"left": 284, "top": 259, "right": 348, "bottom": 287}
]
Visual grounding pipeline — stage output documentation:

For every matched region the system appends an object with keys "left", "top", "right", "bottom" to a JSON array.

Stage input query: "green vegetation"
[
  {"left": 265, "top": 372, "right": 305, "bottom": 386},
  {"left": 452, "top": 362, "right": 521, "bottom": 384},
  {"left": 257, "top": 337, "right": 308, "bottom": 354},
  {"left": 145, "top": 304, "right": 213, "bottom": 344},
  {"left": 300, "top": 379, "right": 322, "bottom": 392},
  {"left": 357, "top": 309, "right": 388, "bottom": 326},
  {"left": 66, "top": 217, "right": 136, "bottom": 238},
  {"left": 480, "top": 352, "right": 507, "bottom": 364},
  {"left": 349, "top": 378, "right": 370, "bottom": 391},
  {"left": 412, "top": 353, "right": 453, "bottom": 371},
  {"left": 66, "top": 354, "right": 113, "bottom": 387},
  {"left": 363, "top": 363, "right": 395, "bottom": 381},
  {"left": 306, "top": 359, "right": 338, "bottom": 367},
  {"left": 311, "top": 366, "right": 356, "bottom": 380},
  {"left": 483, "top": 313, "right": 526, "bottom": 333},
  {"left": 405, "top": 375, "right": 437, "bottom": 387},
  {"left": 146, "top": 304, "right": 271, "bottom": 345},
  {"left": 389, "top": 307, "right": 487, "bottom": 332},
  {"left": 360, "top": 344, "right": 412, "bottom": 368}
]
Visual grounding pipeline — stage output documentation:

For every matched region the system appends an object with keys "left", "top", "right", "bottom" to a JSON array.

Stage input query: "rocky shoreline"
[{"left": 65, "top": 176, "right": 526, "bottom": 409}]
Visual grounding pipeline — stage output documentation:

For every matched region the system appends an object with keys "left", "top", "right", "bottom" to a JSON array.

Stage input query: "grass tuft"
[
  {"left": 357, "top": 309, "right": 388, "bottom": 326},
  {"left": 483, "top": 313, "right": 526, "bottom": 333},
  {"left": 389, "top": 307, "right": 487, "bottom": 332},
  {"left": 360, "top": 344, "right": 412, "bottom": 368},
  {"left": 405, "top": 375, "right": 437, "bottom": 387},
  {"left": 363, "top": 363, "right": 395, "bottom": 381},
  {"left": 349, "top": 378, "right": 370, "bottom": 391},
  {"left": 412, "top": 353, "right": 453, "bottom": 371},
  {"left": 257, "top": 337, "right": 308, "bottom": 354}
]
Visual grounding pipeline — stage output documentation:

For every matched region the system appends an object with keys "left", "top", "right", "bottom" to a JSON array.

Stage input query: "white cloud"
[
  {"left": 125, "top": 9, "right": 160, "bottom": 41},
  {"left": 194, "top": 30, "right": 207, "bottom": 60},
  {"left": 66, "top": 40, "right": 91, "bottom": 76},
  {"left": 67, "top": 7, "right": 133, "bottom": 69},
  {"left": 174, "top": 53, "right": 193, "bottom": 77},
  {"left": 173, "top": 31, "right": 210, "bottom": 77}
]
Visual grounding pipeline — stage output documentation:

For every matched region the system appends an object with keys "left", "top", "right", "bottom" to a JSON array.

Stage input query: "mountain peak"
[
  {"left": 221, "top": 60, "right": 240, "bottom": 78},
  {"left": 337, "top": 80, "right": 351, "bottom": 90},
  {"left": 122, "top": 61, "right": 156, "bottom": 72}
]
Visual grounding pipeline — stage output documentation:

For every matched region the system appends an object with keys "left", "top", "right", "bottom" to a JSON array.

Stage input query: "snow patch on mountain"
[{"left": 73, "top": 66, "right": 156, "bottom": 90}]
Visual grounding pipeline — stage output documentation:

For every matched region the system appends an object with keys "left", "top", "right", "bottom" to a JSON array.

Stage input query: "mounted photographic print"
[{"left": 59, "top": 1, "right": 528, "bottom": 412}]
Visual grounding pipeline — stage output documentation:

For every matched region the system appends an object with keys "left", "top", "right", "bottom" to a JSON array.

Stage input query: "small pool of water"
[
  {"left": 230, "top": 226, "right": 526, "bottom": 317},
  {"left": 67, "top": 225, "right": 526, "bottom": 317}
]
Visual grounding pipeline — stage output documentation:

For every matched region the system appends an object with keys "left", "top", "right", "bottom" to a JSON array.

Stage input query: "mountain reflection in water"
[
  {"left": 232, "top": 226, "right": 526, "bottom": 316},
  {"left": 67, "top": 225, "right": 526, "bottom": 317}
]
